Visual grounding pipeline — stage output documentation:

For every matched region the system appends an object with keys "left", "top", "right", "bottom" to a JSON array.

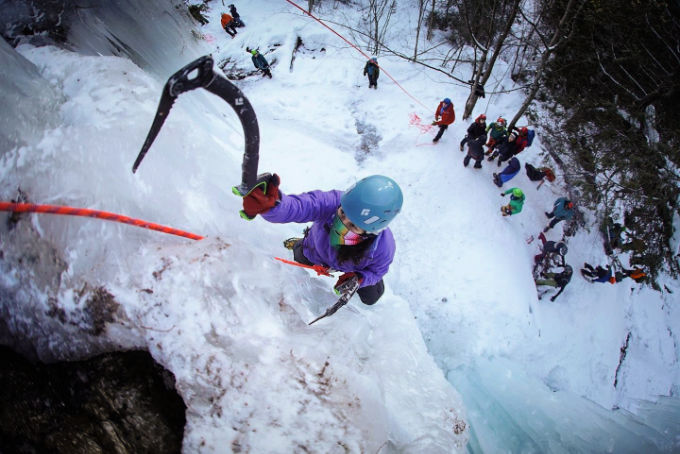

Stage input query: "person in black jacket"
[
  {"left": 228, "top": 4, "right": 245, "bottom": 27},
  {"left": 460, "top": 114, "right": 487, "bottom": 151},
  {"left": 532, "top": 232, "right": 567, "bottom": 275},
  {"left": 535, "top": 265, "right": 572, "bottom": 301},
  {"left": 463, "top": 133, "right": 487, "bottom": 169}
]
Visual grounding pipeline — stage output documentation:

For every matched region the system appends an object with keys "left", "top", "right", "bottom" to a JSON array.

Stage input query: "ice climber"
[
  {"left": 363, "top": 57, "right": 380, "bottom": 89},
  {"left": 240, "top": 174, "right": 403, "bottom": 305},
  {"left": 432, "top": 98, "right": 456, "bottom": 143}
]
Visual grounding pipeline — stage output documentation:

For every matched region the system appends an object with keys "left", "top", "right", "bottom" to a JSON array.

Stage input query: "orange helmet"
[{"left": 497, "top": 117, "right": 507, "bottom": 126}]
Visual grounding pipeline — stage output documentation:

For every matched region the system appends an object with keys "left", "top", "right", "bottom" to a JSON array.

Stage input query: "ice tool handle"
[{"left": 132, "top": 55, "right": 261, "bottom": 204}]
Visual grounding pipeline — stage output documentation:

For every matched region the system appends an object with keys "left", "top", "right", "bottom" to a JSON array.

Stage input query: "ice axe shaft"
[{"left": 132, "top": 55, "right": 262, "bottom": 201}]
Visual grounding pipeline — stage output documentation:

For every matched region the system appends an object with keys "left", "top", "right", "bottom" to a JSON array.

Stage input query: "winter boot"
[
  {"left": 493, "top": 173, "right": 502, "bottom": 187},
  {"left": 463, "top": 156, "right": 470, "bottom": 167},
  {"left": 283, "top": 237, "right": 302, "bottom": 250}
]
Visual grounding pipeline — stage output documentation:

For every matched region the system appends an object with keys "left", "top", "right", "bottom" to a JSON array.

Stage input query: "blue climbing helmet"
[
  {"left": 340, "top": 175, "right": 403, "bottom": 232},
  {"left": 443, "top": 98, "right": 451, "bottom": 105}
]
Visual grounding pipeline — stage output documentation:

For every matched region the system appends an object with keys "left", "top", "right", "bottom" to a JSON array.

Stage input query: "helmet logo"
[{"left": 361, "top": 208, "right": 371, "bottom": 216}]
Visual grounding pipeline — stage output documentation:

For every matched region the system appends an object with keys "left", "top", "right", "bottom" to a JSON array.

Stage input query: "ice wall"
[{"left": 0, "top": 38, "right": 60, "bottom": 151}]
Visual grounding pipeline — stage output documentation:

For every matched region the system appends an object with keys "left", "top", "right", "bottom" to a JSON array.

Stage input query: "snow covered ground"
[{"left": 1, "top": 0, "right": 679, "bottom": 452}]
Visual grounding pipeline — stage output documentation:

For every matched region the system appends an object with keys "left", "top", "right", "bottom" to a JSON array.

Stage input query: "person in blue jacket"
[
  {"left": 248, "top": 48, "right": 272, "bottom": 78},
  {"left": 363, "top": 57, "right": 380, "bottom": 89},
  {"left": 241, "top": 174, "right": 403, "bottom": 305},
  {"left": 544, "top": 197, "right": 575, "bottom": 232},
  {"left": 493, "top": 157, "right": 520, "bottom": 187}
]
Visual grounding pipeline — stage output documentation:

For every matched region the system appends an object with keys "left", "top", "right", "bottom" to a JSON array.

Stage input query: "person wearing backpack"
[
  {"left": 363, "top": 57, "right": 380, "bottom": 89},
  {"left": 491, "top": 126, "right": 529, "bottom": 165},
  {"left": 248, "top": 48, "right": 272, "bottom": 78}
]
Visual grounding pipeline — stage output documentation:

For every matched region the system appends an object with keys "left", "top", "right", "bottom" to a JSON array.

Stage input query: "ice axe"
[{"left": 132, "top": 55, "right": 267, "bottom": 216}]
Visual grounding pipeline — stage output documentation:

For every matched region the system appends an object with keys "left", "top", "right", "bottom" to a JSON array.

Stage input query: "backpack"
[
  {"left": 526, "top": 129, "right": 536, "bottom": 147},
  {"left": 542, "top": 167, "right": 556, "bottom": 182}
]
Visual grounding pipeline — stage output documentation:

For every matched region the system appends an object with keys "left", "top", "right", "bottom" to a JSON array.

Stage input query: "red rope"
[
  {"left": 274, "top": 256, "right": 333, "bottom": 277},
  {"left": 0, "top": 202, "right": 204, "bottom": 241},
  {"left": 283, "top": 0, "right": 431, "bottom": 111}
]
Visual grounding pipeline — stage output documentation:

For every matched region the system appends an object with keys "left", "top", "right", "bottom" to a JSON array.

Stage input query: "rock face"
[{"left": 0, "top": 346, "right": 186, "bottom": 453}]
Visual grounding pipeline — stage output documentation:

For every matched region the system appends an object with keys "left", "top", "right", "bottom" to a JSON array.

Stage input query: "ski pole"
[{"left": 274, "top": 256, "right": 332, "bottom": 277}]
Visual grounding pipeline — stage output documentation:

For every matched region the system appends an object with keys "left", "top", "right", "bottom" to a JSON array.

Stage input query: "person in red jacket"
[
  {"left": 221, "top": 13, "right": 238, "bottom": 38},
  {"left": 432, "top": 98, "right": 455, "bottom": 143}
]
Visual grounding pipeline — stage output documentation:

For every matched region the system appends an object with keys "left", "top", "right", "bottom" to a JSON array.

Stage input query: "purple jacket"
[{"left": 262, "top": 189, "right": 396, "bottom": 287}]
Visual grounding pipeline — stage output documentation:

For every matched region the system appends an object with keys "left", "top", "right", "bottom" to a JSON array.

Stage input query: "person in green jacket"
[
  {"left": 485, "top": 117, "right": 507, "bottom": 154},
  {"left": 500, "top": 187, "right": 525, "bottom": 216}
]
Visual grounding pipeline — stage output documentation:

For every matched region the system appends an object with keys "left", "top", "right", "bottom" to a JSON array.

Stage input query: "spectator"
[{"left": 544, "top": 197, "right": 575, "bottom": 232}]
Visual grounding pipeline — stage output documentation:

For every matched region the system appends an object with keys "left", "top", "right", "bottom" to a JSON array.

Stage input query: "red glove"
[
  {"left": 242, "top": 173, "right": 280, "bottom": 219},
  {"left": 334, "top": 272, "right": 362, "bottom": 295}
]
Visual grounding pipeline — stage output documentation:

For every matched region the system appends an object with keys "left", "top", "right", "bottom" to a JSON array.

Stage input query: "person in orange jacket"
[
  {"left": 432, "top": 98, "right": 455, "bottom": 143},
  {"left": 221, "top": 13, "right": 238, "bottom": 38}
]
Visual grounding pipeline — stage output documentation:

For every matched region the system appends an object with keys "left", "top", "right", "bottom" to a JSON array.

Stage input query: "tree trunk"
[
  {"left": 463, "top": 0, "right": 521, "bottom": 120},
  {"left": 509, "top": 0, "right": 581, "bottom": 130},
  {"left": 413, "top": 0, "right": 427, "bottom": 61}
]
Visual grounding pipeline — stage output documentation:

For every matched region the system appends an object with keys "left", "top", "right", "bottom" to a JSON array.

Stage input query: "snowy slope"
[{"left": 1, "top": 0, "right": 679, "bottom": 452}]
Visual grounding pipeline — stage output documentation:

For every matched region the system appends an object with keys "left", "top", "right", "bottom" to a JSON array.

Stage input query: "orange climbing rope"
[{"left": 0, "top": 202, "right": 204, "bottom": 241}]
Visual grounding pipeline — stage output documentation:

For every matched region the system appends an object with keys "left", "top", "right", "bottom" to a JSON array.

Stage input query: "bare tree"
[
  {"left": 412, "top": 0, "right": 428, "bottom": 61},
  {"left": 462, "top": 0, "right": 521, "bottom": 120},
  {"left": 366, "top": 0, "right": 396, "bottom": 54},
  {"left": 508, "top": 0, "right": 586, "bottom": 130}
]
